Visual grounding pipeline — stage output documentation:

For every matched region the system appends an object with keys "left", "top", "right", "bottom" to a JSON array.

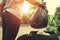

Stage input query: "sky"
[{"left": 44, "top": 0, "right": 60, "bottom": 15}]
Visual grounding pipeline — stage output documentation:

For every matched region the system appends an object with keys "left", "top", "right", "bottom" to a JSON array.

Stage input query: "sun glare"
[{"left": 20, "top": 1, "right": 32, "bottom": 14}]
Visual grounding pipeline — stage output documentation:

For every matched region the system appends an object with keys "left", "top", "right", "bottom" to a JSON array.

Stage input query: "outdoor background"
[{"left": 0, "top": 0, "right": 60, "bottom": 40}]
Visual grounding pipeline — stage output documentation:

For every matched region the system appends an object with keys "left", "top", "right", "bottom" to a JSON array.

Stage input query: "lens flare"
[{"left": 20, "top": 1, "right": 32, "bottom": 14}]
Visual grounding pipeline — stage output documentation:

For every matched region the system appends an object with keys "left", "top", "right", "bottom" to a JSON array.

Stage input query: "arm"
[{"left": 26, "top": 0, "right": 46, "bottom": 9}]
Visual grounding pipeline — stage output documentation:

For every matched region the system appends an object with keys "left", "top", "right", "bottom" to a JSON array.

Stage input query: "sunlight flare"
[{"left": 20, "top": 1, "right": 32, "bottom": 14}]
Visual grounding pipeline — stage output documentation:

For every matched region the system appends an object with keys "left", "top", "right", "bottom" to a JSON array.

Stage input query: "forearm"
[
  {"left": 33, "top": 1, "right": 46, "bottom": 9},
  {"left": 27, "top": 0, "right": 46, "bottom": 9}
]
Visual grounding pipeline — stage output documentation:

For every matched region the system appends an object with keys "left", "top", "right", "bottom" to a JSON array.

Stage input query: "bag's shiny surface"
[{"left": 30, "top": 7, "right": 48, "bottom": 29}]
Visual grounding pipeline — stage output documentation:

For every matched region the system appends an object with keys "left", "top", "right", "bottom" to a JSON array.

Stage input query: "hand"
[{"left": 38, "top": 2, "right": 46, "bottom": 9}]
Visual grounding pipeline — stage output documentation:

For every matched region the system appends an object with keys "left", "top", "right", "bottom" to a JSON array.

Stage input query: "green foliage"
[
  {"left": 46, "top": 7, "right": 60, "bottom": 33},
  {"left": 54, "top": 7, "right": 60, "bottom": 25}
]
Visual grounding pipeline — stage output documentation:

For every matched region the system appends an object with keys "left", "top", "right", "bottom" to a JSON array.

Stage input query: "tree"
[{"left": 46, "top": 7, "right": 60, "bottom": 34}]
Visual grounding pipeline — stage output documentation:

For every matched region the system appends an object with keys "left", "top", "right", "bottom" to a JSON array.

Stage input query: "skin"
[{"left": 26, "top": 0, "right": 46, "bottom": 9}]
